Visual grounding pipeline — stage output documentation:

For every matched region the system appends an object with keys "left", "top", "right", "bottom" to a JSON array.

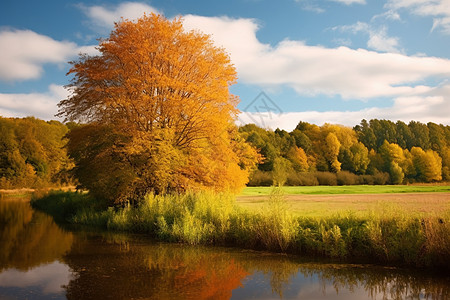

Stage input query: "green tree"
[
  {"left": 272, "top": 157, "right": 291, "bottom": 186},
  {"left": 389, "top": 161, "right": 404, "bottom": 185},
  {"left": 396, "top": 121, "right": 414, "bottom": 149},
  {"left": 354, "top": 119, "right": 376, "bottom": 150},
  {"left": 290, "top": 129, "right": 312, "bottom": 153},
  {"left": 409, "top": 121, "right": 430, "bottom": 150},
  {"left": 340, "top": 142, "right": 370, "bottom": 174}
]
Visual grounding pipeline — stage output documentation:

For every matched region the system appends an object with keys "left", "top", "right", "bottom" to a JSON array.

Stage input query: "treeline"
[
  {"left": 1, "top": 116, "right": 449, "bottom": 189},
  {"left": 241, "top": 119, "right": 450, "bottom": 186},
  {"left": 0, "top": 117, "right": 73, "bottom": 189}
]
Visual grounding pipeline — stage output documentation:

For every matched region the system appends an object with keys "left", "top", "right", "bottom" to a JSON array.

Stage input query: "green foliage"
[
  {"left": 249, "top": 187, "right": 299, "bottom": 251},
  {"left": 272, "top": 157, "right": 291, "bottom": 186},
  {"left": 0, "top": 117, "right": 73, "bottom": 189},
  {"left": 244, "top": 119, "right": 449, "bottom": 186},
  {"left": 389, "top": 161, "right": 405, "bottom": 184}
]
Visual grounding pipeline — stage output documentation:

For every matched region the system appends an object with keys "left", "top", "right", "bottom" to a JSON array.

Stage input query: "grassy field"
[
  {"left": 240, "top": 185, "right": 450, "bottom": 196},
  {"left": 238, "top": 185, "right": 450, "bottom": 217}
]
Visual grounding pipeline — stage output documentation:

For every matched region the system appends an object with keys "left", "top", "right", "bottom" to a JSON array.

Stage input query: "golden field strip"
[{"left": 237, "top": 185, "right": 450, "bottom": 217}]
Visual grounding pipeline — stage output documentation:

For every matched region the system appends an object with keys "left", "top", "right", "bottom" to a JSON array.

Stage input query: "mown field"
[
  {"left": 237, "top": 185, "right": 450, "bottom": 217},
  {"left": 240, "top": 185, "right": 450, "bottom": 195}
]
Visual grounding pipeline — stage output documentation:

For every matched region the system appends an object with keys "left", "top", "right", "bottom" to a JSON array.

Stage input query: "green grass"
[
  {"left": 240, "top": 185, "right": 450, "bottom": 196},
  {"left": 31, "top": 188, "right": 450, "bottom": 270}
]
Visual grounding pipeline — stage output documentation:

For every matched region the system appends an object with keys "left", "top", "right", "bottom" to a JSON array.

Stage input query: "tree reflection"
[
  {"left": 3, "top": 197, "right": 446, "bottom": 299},
  {"left": 63, "top": 236, "right": 249, "bottom": 299},
  {"left": 0, "top": 198, "right": 73, "bottom": 271},
  {"left": 62, "top": 233, "right": 450, "bottom": 300}
]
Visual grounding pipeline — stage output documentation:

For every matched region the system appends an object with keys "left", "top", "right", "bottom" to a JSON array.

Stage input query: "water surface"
[{"left": 0, "top": 196, "right": 449, "bottom": 299}]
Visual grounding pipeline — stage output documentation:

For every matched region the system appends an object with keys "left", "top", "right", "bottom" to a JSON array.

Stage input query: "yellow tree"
[
  {"left": 411, "top": 147, "right": 442, "bottom": 182},
  {"left": 58, "top": 14, "right": 258, "bottom": 205},
  {"left": 287, "top": 146, "right": 309, "bottom": 172},
  {"left": 324, "top": 132, "right": 341, "bottom": 172}
]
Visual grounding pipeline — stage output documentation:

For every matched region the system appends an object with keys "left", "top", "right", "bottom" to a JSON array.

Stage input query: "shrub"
[
  {"left": 337, "top": 171, "right": 360, "bottom": 185},
  {"left": 251, "top": 187, "right": 299, "bottom": 251},
  {"left": 315, "top": 172, "right": 337, "bottom": 186},
  {"left": 286, "top": 172, "right": 318, "bottom": 186},
  {"left": 373, "top": 171, "right": 390, "bottom": 185},
  {"left": 248, "top": 170, "right": 272, "bottom": 186}
]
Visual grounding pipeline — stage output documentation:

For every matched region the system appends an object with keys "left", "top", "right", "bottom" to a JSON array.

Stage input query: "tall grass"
[{"left": 31, "top": 189, "right": 450, "bottom": 270}]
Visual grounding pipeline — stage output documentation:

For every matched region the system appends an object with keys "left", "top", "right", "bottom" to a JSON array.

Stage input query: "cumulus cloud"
[
  {"left": 78, "top": 2, "right": 160, "bottom": 32},
  {"left": 333, "top": 22, "right": 402, "bottom": 53},
  {"left": 238, "top": 84, "right": 450, "bottom": 130},
  {"left": 0, "top": 29, "right": 75, "bottom": 81},
  {"left": 0, "top": 29, "right": 98, "bottom": 82},
  {"left": 386, "top": 0, "right": 450, "bottom": 34},
  {"left": 183, "top": 16, "right": 450, "bottom": 99},
  {"left": 0, "top": 84, "right": 68, "bottom": 120}
]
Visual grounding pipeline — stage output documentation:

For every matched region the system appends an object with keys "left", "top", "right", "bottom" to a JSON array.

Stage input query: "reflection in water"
[
  {"left": 0, "top": 261, "right": 71, "bottom": 296},
  {"left": 62, "top": 234, "right": 450, "bottom": 300},
  {"left": 63, "top": 235, "right": 250, "bottom": 300},
  {"left": 0, "top": 197, "right": 73, "bottom": 271},
  {"left": 0, "top": 197, "right": 449, "bottom": 299}
]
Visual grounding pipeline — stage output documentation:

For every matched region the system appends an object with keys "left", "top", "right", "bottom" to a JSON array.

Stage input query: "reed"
[{"left": 31, "top": 189, "right": 450, "bottom": 270}]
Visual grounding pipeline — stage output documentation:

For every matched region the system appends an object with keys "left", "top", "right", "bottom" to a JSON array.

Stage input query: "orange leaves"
[{"left": 59, "top": 14, "right": 258, "bottom": 203}]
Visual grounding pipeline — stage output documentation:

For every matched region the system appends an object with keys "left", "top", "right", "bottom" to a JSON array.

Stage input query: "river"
[{"left": 0, "top": 194, "right": 449, "bottom": 299}]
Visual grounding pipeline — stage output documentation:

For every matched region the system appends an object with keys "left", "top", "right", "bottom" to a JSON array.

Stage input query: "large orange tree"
[{"left": 58, "top": 14, "right": 258, "bottom": 205}]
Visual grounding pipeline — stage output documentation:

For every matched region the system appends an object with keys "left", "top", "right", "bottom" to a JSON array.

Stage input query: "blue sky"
[{"left": 1, "top": 0, "right": 450, "bottom": 130}]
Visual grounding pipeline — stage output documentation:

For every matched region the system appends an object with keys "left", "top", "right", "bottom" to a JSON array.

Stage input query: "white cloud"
[
  {"left": 0, "top": 29, "right": 98, "bottom": 82},
  {"left": 238, "top": 84, "right": 450, "bottom": 130},
  {"left": 0, "top": 84, "right": 68, "bottom": 120},
  {"left": 329, "top": 0, "right": 366, "bottom": 4},
  {"left": 386, "top": 0, "right": 450, "bottom": 33},
  {"left": 79, "top": 2, "right": 161, "bottom": 32},
  {"left": 295, "top": 1, "right": 326, "bottom": 13},
  {"left": 372, "top": 9, "right": 402, "bottom": 21},
  {"left": 333, "top": 22, "right": 402, "bottom": 53},
  {"left": 367, "top": 27, "right": 401, "bottom": 53},
  {"left": 183, "top": 16, "right": 450, "bottom": 99},
  {"left": 295, "top": 0, "right": 365, "bottom": 12},
  {"left": 0, "top": 29, "right": 76, "bottom": 81}
]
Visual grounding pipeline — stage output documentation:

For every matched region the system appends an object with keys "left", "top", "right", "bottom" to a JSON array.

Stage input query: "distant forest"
[
  {"left": 1, "top": 116, "right": 449, "bottom": 189},
  {"left": 241, "top": 119, "right": 449, "bottom": 186},
  {"left": 0, "top": 117, "right": 73, "bottom": 189}
]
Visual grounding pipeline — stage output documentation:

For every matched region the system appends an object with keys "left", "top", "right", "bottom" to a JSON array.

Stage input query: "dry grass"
[{"left": 237, "top": 193, "right": 450, "bottom": 217}]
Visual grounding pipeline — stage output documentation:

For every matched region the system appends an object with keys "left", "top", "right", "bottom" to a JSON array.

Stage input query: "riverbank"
[{"left": 31, "top": 189, "right": 450, "bottom": 271}]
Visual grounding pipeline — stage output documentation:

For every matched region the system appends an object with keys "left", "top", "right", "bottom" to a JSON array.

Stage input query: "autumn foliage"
[{"left": 58, "top": 14, "right": 258, "bottom": 205}]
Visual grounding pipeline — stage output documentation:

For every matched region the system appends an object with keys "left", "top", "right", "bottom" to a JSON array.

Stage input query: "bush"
[
  {"left": 337, "top": 171, "right": 361, "bottom": 185},
  {"left": 373, "top": 171, "right": 390, "bottom": 185},
  {"left": 315, "top": 172, "right": 337, "bottom": 186},
  {"left": 286, "top": 172, "right": 319, "bottom": 186},
  {"left": 361, "top": 175, "right": 375, "bottom": 185},
  {"left": 248, "top": 170, "right": 272, "bottom": 186}
]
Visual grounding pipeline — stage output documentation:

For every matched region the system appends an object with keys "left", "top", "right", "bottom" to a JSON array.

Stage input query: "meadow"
[
  {"left": 241, "top": 185, "right": 450, "bottom": 196},
  {"left": 30, "top": 185, "right": 450, "bottom": 270},
  {"left": 238, "top": 185, "right": 450, "bottom": 217}
]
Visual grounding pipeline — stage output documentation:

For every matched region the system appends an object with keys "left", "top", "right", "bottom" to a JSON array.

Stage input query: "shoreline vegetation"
[{"left": 30, "top": 186, "right": 450, "bottom": 271}]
